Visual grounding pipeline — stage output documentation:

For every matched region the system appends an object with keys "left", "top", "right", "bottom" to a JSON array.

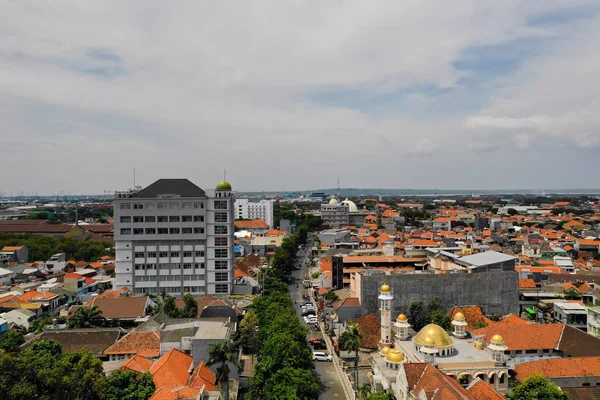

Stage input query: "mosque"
[{"left": 369, "top": 283, "right": 510, "bottom": 396}]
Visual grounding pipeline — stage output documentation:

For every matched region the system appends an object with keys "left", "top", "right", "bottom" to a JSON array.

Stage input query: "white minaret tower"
[{"left": 378, "top": 282, "right": 393, "bottom": 349}]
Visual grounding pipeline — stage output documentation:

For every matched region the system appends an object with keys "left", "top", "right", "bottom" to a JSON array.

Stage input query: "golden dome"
[
  {"left": 491, "top": 334, "right": 504, "bottom": 344},
  {"left": 454, "top": 312, "right": 465, "bottom": 321},
  {"left": 414, "top": 324, "right": 453, "bottom": 347},
  {"left": 380, "top": 284, "right": 391, "bottom": 293},
  {"left": 397, "top": 313, "right": 407, "bottom": 321},
  {"left": 385, "top": 349, "right": 404, "bottom": 363},
  {"left": 423, "top": 336, "right": 435, "bottom": 345},
  {"left": 380, "top": 346, "right": 391, "bottom": 355}
]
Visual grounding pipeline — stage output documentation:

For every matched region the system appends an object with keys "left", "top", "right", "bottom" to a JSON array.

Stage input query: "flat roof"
[
  {"left": 343, "top": 256, "right": 424, "bottom": 264},
  {"left": 458, "top": 251, "right": 516, "bottom": 268},
  {"left": 193, "top": 321, "right": 230, "bottom": 340}
]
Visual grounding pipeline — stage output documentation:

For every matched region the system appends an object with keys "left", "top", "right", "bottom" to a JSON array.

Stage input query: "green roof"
[{"left": 216, "top": 180, "right": 232, "bottom": 191}]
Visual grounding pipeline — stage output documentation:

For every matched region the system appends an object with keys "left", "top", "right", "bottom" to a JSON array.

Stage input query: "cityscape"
[{"left": 2, "top": 2, "right": 600, "bottom": 400}]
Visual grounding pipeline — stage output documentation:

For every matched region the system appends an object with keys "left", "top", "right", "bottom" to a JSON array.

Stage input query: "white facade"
[
  {"left": 234, "top": 198, "right": 274, "bottom": 228},
  {"left": 113, "top": 179, "right": 235, "bottom": 296},
  {"left": 0, "top": 267, "right": 16, "bottom": 286},
  {"left": 587, "top": 307, "right": 600, "bottom": 338}
]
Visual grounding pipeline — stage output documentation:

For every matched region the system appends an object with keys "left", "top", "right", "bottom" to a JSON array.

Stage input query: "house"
[
  {"left": 553, "top": 302, "right": 587, "bottom": 331},
  {"left": 0, "top": 267, "right": 16, "bottom": 286},
  {"left": 104, "top": 330, "right": 161, "bottom": 362},
  {"left": 23, "top": 328, "right": 121, "bottom": 360},
  {"left": 63, "top": 273, "right": 98, "bottom": 297},
  {"left": 85, "top": 296, "right": 150, "bottom": 324},
  {"left": 0, "top": 245, "right": 28, "bottom": 264},
  {"left": 0, "top": 317, "right": 8, "bottom": 334},
  {"left": 0, "top": 308, "right": 35, "bottom": 330},
  {"left": 433, "top": 217, "right": 453, "bottom": 230},
  {"left": 513, "top": 357, "right": 600, "bottom": 388},
  {"left": 588, "top": 306, "right": 600, "bottom": 338}
]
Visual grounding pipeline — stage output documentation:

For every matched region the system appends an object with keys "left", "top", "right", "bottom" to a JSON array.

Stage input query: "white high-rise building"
[
  {"left": 234, "top": 198, "right": 275, "bottom": 228},
  {"left": 113, "top": 178, "right": 235, "bottom": 296}
]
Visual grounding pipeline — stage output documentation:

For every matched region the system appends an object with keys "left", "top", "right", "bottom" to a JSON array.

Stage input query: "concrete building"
[
  {"left": 0, "top": 267, "right": 16, "bottom": 286},
  {"left": 0, "top": 245, "right": 28, "bottom": 265},
  {"left": 553, "top": 302, "right": 587, "bottom": 331},
  {"left": 320, "top": 198, "right": 350, "bottom": 227},
  {"left": 234, "top": 198, "right": 275, "bottom": 228},
  {"left": 113, "top": 178, "right": 235, "bottom": 296},
  {"left": 587, "top": 306, "right": 600, "bottom": 338}
]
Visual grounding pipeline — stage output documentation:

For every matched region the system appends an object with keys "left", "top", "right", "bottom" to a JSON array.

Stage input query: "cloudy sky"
[{"left": 2, "top": 1, "right": 600, "bottom": 195}]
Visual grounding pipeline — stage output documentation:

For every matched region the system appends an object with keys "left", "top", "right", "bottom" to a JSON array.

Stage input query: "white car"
[{"left": 313, "top": 352, "right": 333, "bottom": 362}]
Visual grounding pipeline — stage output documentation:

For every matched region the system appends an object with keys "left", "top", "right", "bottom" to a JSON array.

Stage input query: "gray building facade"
[{"left": 113, "top": 178, "right": 235, "bottom": 296}]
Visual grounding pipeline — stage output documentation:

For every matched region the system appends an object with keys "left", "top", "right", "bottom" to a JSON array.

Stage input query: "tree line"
[
  {"left": 0, "top": 233, "right": 112, "bottom": 262},
  {"left": 246, "top": 222, "right": 322, "bottom": 399}
]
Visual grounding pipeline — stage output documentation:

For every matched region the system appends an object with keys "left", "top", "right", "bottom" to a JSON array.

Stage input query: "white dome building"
[
  {"left": 341, "top": 198, "right": 358, "bottom": 213},
  {"left": 329, "top": 197, "right": 339, "bottom": 205}
]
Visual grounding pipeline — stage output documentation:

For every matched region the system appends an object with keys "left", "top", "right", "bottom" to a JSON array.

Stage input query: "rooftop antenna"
[
  {"left": 337, "top": 178, "right": 340, "bottom": 198},
  {"left": 224, "top": 169, "right": 227, "bottom": 181},
  {"left": 133, "top": 168, "right": 136, "bottom": 189}
]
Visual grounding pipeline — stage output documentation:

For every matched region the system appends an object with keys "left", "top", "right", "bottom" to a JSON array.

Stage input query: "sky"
[{"left": 1, "top": 1, "right": 600, "bottom": 195}]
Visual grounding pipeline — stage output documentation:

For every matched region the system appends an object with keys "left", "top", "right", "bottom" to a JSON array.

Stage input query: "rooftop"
[{"left": 131, "top": 179, "right": 206, "bottom": 199}]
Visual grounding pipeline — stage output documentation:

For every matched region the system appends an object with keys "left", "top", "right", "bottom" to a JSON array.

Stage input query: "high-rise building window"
[
  {"left": 215, "top": 237, "right": 228, "bottom": 246},
  {"left": 214, "top": 200, "right": 228, "bottom": 210},
  {"left": 193, "top": 228, "right": 205, "bottom": 234},
  {"left": 182, "top": 227, "right": 193, "bottom": 234},
  {"left": 215, "top": 226, "right": 228, "bottom": 234},
  {"left": 214, "top": 212, "right": 228, "bottom": 223},
  {"left": 169, "top": 228, "right": 180, "bottom": 234},
  {"left": 169, "top": 216, "right": 180, "bottom": 222},
  {"left": 133, "top": 216, "right": 144, "bottom": 223},
  {"left": 157, "top": 216, "right": 168, "bottom": 223},
  {"left": 145, "top": 228, "right": 156, "bottom": 234},
  {"left": 121, "top": 228, "right": 131, "bottom": 235},
  {"left": 120, "top": 216, "right": 131, "bottom": 223},
  {"left": 193, "top": 215, "right": 204, "bottom": 222},
  {"left": 145, "top": 216, "right": 156, "bottom": 222},
  {"left": 215, "top": 284, "right": 228, "bottom": 293},
  {"left": 134, "top": 252, "right": 145, "bottom": 258},
  {"left": 215, "top": 249, "right": 228, "bottom": 258},
  {"left": 215, "top": 261, "right": 228, "bottom": 270},
  {"left": 158, "top": 228, "right": 168, "bottom": 234},
  {"left": 182, "top": 215, "right": 193, "bottom": 222},
  {"left": 195, "top": 251, "right": 205, "bottom": 258},
  {"left": 215, "top": 272, "right": 228, "bottom": 282}
]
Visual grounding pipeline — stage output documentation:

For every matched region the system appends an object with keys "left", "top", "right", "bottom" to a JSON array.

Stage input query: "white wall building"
[
  {"left": 234, "top": 198, "right": 275, "bottom": 228},
  {"left": 113, "top": 178, "right": 235, "bottom": 296}
]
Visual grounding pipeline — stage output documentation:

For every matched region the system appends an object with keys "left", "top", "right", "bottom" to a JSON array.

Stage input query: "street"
[{"left": 290, "top": 244, "right": 347, "bottom": 400}]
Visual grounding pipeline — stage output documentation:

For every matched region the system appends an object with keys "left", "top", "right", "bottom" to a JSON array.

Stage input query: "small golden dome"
[
  {"left": 454, "top": 312, "right": 465, "bottom": 321},
  {"left": 386, "top": 349, "right": 404, "bottom": 363},
  {"left": 414, "top": 324, "right": 453, "bottom": 347},
  {"left": 397, "top": 313, "right": 407, "bottom": 321},
  {"left": 380, "top": 346, "right": 391, "bottom": 355},
  {"left": 491, "top": 334, "right": 504, "bottom": 344},
  {"left": 423, "top": 336, "right": 435, "bottom": 345},
  {"left": 380, "top": 284, "right": 391, "bottom": 293}
]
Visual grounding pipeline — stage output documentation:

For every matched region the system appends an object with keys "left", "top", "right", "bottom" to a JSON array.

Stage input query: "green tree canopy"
[
  {"left": 0, "top": 331, "right": 24, "bottom": 352},
  {"left": 181, "top": 294, "right": 198, "bottom": 318},
  {"left": 339, "top": 323, "right": 363, "bottom": 392},
  {"left": 507, "top": 374, "right": 568, "bottom": 400},
  {"left": 103, "top": 370, "right": 155, "bottom": 400},
  {"left": 263, "top": 367, "right": 322, "bottom": 400},
  {"left": 68, "top": 306, "right": 105, "bottom": 329},
  {"left": 207, "top": 341, "right": 235, "bottom": 400}
]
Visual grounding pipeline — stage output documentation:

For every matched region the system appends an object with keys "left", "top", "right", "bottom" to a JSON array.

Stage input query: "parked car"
[
  {"left": 302, "top": 310, "right": 316, "bottom": 316},
  {"left": 312, "top": 340, "right": 325, "bottom": 349},
  {"left": 313, "top": 352, "right": 333, "bottom": 362}
]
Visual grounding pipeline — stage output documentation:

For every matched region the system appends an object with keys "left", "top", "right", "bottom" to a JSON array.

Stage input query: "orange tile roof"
[
  {"left": 150, "top": 348, "right": 194, "bottom": 388},
  {"left": 449, "top": 306, "right": 487, "bottom": 331},
  {"left": 514, "top": 357, "right": 600, "bottom": 381},
  {"left": 19, "top": 290, "right": 57, "bottom": 301},
  {"left": 577, "top": 239, "right": 600, "bottom": 246},
  {"left": 412, "top": 363, "right": 472, "bottom": 399},
  {"left": 433, "top": 217, "right": 452, "bottom": 222},
  {"left": 473, "top": 324, "right": 564, "bottom": 351},
  {"left": 486, "top": 314, "right": 529, "bottom": 327},
  {"left": 519, "top": 278, "right": 537, "bottom": 289},
  {"left": 347, "top": 314, "right": 380, "bottom": 349},
  {"left": 234, "top": 267, "right": 250, "bottom": 278},
  {"left": 319, "top": 257, "right": 332, "bottom": 273},
  {"left": 412, "top": 239, "right": 439, "bottom": 247},
  {"left": 120, "top": 354, "right": 154, "bottom": 373},
  {"left": 234, "top": 219, "right": 269, "bottom": 229},
  {"left": 1, "top": 246, "right": 24, "bottom": 251},
  {"left": 104, "top": 331, "right": 161, "bottom": 358},
  {"left": 150, "top": 386, "right": 201, "bottom": 400},
  {"left": 189, "top": 361, "right": 217, "bottom": 391},
  {"left": 64, "top": 272, "right": 84, "bottom": 279},
  {"left": 467, "top": 378, "right": 504, "bottom": 400}
]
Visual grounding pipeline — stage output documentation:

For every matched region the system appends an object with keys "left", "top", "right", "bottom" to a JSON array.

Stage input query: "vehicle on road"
[{"left": 313, "top": 352, "right": 333, "bottom": 362}]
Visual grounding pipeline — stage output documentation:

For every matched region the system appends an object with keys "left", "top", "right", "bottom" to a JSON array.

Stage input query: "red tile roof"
[
  {"left": 150, "top": 348, "right": 194, "bottom": 388},
  {"left": 519, "top": 278, "right": 537, "bottom": 289},
  {"left": 473, "top": 324, "right": 563, "bottom": 351},
  {"left": 466, "top": 378, "right": 504, "bottom": 400},
  {"left": 234, "top": 219, "right": 269, "bottom": 229},
  {"left": 104, "top": 331, "right": 160, "bottom": 358},
  {"left": 189, "top": 361, "right": 217, "bottom": 391},
  {"left": 514, "top": 357, "right": 600, "bottom": 381},
  {"left": 120, "top": 354, "right": 154, "bottom": 373},
  {"left": 150, "top": 387, "right": 201, "bottom": 400}
]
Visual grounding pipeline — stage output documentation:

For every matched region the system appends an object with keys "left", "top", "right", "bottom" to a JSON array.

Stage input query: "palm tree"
[
  {"left": 339, "top": 323, "right": 363, "bottom": 396},
  {"left": 207, "top": 341, "right": 234, "bottom": 400},
  {"left": 68, "top": 306, "right": 105, "bottom": 329}
]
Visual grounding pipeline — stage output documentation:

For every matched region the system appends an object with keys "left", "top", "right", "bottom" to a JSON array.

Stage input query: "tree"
[
  {"left": 507, "top": 374, "right": 568, "bottom": 400},
  {"left": 325, "top": 291, "right": 340, "bottom": 302},
  {"left": 103, "top": 370, "right": 155, "bottom": 400},
  {"left": 429, "top": 310, "right": 451, "bottom": 331},
  {"left": 237, "top": 311, "right": 259, "bottom": 356},
  {"left": 366, "top": 391, "right": 395, "bottom": 400},
  {"left": 181, "top": 294, "right": 198, "bottom": 318},
  {"left": 207, "top": 341, "right": 235, "bottom": 400},
  {"left": 409, "top": 301, "right": 425, "bottom": 330},
  {"left": 69, "top": 306, "right": 106, "bottom": 328},
  {"left": 0, "top": 331, "right": 24, "bottom": 352},
  {"left": 263, "top": 367, "right": 322, "bottom": 400},
  {"left": 339, "top": 323, "right": 363, "bottom": 394}
]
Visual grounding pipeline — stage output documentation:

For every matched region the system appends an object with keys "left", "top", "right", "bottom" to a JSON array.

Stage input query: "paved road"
[{"left": 290, "top": 244, "right": 347, "bottom": 400}]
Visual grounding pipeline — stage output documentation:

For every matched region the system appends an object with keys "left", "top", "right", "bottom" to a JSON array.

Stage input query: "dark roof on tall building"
[{"left": 132, "top": 179, "right": 206, "bottom": 198}]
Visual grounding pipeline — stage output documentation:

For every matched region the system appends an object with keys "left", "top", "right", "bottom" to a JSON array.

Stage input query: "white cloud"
[{"left": 0, "top": 1, "right": 599, "bottom": 192}]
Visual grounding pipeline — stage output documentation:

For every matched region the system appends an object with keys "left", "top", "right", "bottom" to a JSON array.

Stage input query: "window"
[
  {"left": 525, "top": 350, "right": 537, "bottom": 354},
  {"left": 169, "top": 228, "right": 180, "bottom": 234},
  {"left": 215, "top": 212, "right": 228, "bottom": 222},
  {"left": 215, "top": 272, "right": 228, "bottom": 282},
  {"left": 157, "top": 216, "right": 168, "bottom": 222},
  {"left": 182, "top": 215, "right": 193, "bottom": 222},
  {"left": 147, "top": 252, "right": 157, "bottom": 258},
  {"left": 193, "top": 228, "right": 205, "bottom": 234},
  {"left": 133, "top": 228, "right": 144, "bottom": 235},
  {"left": 215, "top": 284, "right": 228, "bottom": 293},
  {"left": 215, "top": 249, "right": 228, "bottom": 258},
  {"left": 543, "top": 349, "right": 549, "bottom": 353},
  {"left": 158, "top": 228, "right": 168, "bottom": 234},
  {"left": 159, "top": 263, "right": 170, "bottom": 270},
  {"left": 183, "top": 251, "right": 192, "bottom": 258},
  {"left": 145, "top": 216, "right": 156, "bottom": 223},
  {"left": 120, "top": 216, "right": 131, "bottom": 223},
  {"left": 582, "top": 383, "right": 590, "bottom": 387},
  {"left": 133, "top": 203, "right": 144, "bottom": 209},
  {"left": 183, "top": 263, "right": 192, "bottom": 269},
  {"left": 169, "top": 216, "right": 180, "bottom": 222},
  {"left": 145, "top": 228, "right": 156, "bottom": 234},
  {"left": 214, "top": 200, "right": 228, "bottom": 209},
  {"left": 147, "top": 264, "right": 156, "bottom": 270},
  {"left": 170, "top": 251, "right": 180, "bottom": 258},
  {"left": 215, "top": 261, "right": 228, "bottom": 270},
  {"left": 159, "top": 251, "right": 169, "bottom": 258},
  {"left": 195, "top": 251, "right": 205, "bottom": 257},
  {"left": 193, "top": 202, "right": 204, "bottom": 209},
  {"left": 120, "top": 203, "right": 131, "bottom": 210},
  {"left": 135, "top": 264, "right": 144, "bottom": 270},
  {"left": 134, "top": 252, "right": 145, "bottom": 258},
  {"left": 215, "top": 237, "right": 228, "bottom": 246},
  {"left": 182, "top": 228, "right": 193, "bottom": 234},
  {"left": 193, "top": 215, "right": 204, "bottom": 222},
  {"left": 121, "top": 228, "right": 131, "bottom": 235},
  {"left": 169, "top": 202, "right": 180, "bottom": 209},
  {"left": 133, "top": 216, "right": 144, "bottom": 223},
  {"left": 215, "top": 225, "right": 228, "bottom": 234}
]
